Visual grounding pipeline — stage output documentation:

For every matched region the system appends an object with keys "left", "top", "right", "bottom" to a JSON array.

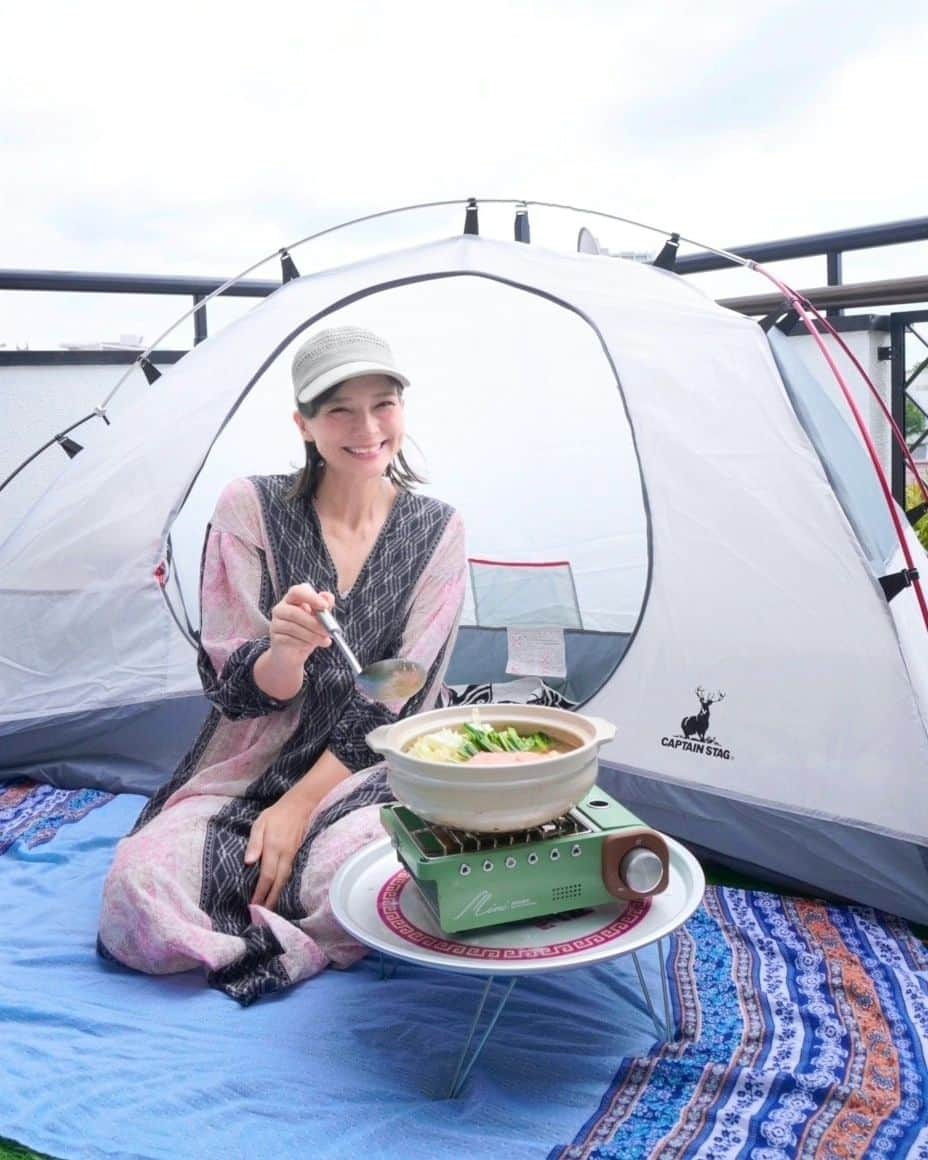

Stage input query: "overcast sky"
[{"left": 3, "top": 0, "right": 928, "bottom": 346}]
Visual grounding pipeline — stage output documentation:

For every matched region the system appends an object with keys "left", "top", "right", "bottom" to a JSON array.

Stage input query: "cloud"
[
  {"left": 2, "top": 0, "right": 928, "bottom": 344},
  {"left": 618, "top": 0, "right": 919, "bottom": 142}
]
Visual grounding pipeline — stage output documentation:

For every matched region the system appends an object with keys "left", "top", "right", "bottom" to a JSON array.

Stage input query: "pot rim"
[{"left": 368, "top": 705, "right": 614, "bottom": 767}]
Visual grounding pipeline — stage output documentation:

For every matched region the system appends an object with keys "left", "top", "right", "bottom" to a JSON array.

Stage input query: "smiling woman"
[
  {"left": 303, "top": 378, "right": 404, "bottom": 466},
  {"left": 290, "top": 375, "right": 416, "bottom": 596},
  {"left": 97, "top": 325, "right": 468, "bottom": 1004}
]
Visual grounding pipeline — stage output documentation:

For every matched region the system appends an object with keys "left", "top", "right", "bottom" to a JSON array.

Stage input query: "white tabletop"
[{"left": 330, "top": 834, "right": 705, "bottom": 977}]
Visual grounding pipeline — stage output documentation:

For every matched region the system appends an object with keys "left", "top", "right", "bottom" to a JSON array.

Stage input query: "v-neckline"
[{"left": 311, "top": 490, "right": 406, "bottom": 601}]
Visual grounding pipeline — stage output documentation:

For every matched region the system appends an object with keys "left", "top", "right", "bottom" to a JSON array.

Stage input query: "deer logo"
[{"left": 681, "top": 687, "right": 726, "bottom": 742}]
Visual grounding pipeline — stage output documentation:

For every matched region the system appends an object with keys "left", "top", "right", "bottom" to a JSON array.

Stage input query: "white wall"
[{"left": 0, "top": 362, "right": 154, "bottom": 536}]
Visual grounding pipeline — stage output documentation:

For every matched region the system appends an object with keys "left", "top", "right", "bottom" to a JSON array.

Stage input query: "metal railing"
[
  {"left": 0, "top": 269, "right": 279, "bottom": 360},
  {"left": 3, "top": 212, "right": 928, "bottom": 360},
  {"left": 675, "top": 214, "right": 928, "bottom": 320},
  {"left": 3, "top": 206, "right": 928, "bottom": 504},
  {"left": 891, "top": 313, "right": 928, "bottom": 500}
]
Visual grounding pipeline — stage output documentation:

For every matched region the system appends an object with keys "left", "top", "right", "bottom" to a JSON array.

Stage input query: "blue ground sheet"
[{"left": 0, "top": 792, "right": 665, "bottom": 1160}]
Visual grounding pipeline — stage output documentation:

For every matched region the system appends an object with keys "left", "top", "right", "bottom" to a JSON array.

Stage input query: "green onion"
[{"left": 457, "top": 723, "right": 558, "bottom": 758}]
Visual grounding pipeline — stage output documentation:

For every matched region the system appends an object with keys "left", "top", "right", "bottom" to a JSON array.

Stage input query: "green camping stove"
[{"left": 380, "top": 786, "right": 670, "bottom": 934}]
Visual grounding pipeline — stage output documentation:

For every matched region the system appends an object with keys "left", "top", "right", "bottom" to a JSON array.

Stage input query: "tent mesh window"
[
  {"left": 467, "top": 557, "right": 583, "bottom": 629},
  {"left": 766, "top": 327, "right": 897, "bottom": 572}
]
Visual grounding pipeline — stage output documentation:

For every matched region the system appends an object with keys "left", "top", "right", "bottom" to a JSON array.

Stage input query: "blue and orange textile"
[
  {"left": 0, "top": 777, "right": 111, "bottom": 855},
  {"left": 558, "top": 890, "right": 928, "bottom": 1158}
]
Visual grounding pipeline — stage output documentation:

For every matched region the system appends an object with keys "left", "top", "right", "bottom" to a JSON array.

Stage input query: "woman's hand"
[
  {"left": 253, "top": 585, "right": 335, "bottom": 701},
  {"left": 269, "top": 584, "right": 335, "bottom": 664},
  {"left": 244, "top": 793, "right": 319, "bottom": 912},
  {"left": 244, "top": 751, "right": 351, "bottom": 910}
]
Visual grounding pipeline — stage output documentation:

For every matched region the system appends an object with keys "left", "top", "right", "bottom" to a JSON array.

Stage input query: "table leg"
[
  {"left": 446, "top": 976, "right": 518, "bottom": 1099},
  {"left": 376, "top": 952, "right": 397, "bottom": 980},
  {"left": 658, "top": 936, "right": 674, "bottom": 1040},
  {"left": 631, "top": 943, "right": 672, "bottom": 1041}
]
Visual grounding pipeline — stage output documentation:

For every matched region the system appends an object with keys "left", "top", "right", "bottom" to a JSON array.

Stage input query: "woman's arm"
[
  {"left": 326, "top": 509, "right": 467, "bottom": 771},
  {"left": 252, "top": 583, "right": 334, "bottom": 700},
  {"left": 245, "top": 748, "right": 351, "bottom": 910},
  {"left": 243, "top": 510, "right": 466, "bottom": 911},
  {"left": 243, "top": 509, "right": 467, "bottom": 910},
  {"left": 197, "top": 479, "right": 332, "bottom": 719}
]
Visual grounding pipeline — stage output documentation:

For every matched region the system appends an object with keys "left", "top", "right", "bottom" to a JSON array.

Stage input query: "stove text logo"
[
  {"left": 454, "top": 891, "right": 538, "bottom": 922},
  {"left": 661, "top": 687, "right": 732, "bottom": 761}
]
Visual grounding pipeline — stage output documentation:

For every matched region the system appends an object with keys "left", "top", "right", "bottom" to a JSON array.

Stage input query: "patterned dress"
[{"left": 98, "top": 474, "right": 465, "bottom": 1004}]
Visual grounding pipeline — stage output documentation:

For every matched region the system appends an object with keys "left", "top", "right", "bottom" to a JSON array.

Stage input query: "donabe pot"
[{"left": 366, "top": 704, "right": 616, "bottom": 833}]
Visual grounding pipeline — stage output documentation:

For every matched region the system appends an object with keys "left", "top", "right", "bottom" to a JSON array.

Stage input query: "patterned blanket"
[
  {"left": 555, "top": 889, "right": 928, "bottom": 1159},
  {"left": 0, "top": 778, "right": 112, "bottom": 856}
]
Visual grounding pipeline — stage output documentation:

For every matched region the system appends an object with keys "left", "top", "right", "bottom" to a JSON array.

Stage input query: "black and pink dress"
[{"left": 98, "top": 475, "right": 465, "bottom": 1004}]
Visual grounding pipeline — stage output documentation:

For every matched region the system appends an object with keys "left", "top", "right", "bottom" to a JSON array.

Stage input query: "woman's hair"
[{"left": 288, "top": 378, "right": 425, "bottom": 501}]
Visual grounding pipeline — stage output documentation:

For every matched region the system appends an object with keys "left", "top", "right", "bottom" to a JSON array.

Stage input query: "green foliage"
[
  {"left": 906, "top": 398, "right": 927, "bottom": 439},
  {"left": 0, "top": 1140, "right": 55, "bottom": 1160},
  {"left": 906, "top": 482, "right": 928, "bottom": 552}
]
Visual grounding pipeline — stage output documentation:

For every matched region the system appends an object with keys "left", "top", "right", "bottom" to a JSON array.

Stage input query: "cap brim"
[{"left": 295, "top": 360, "right": 410, "bottom": 405}]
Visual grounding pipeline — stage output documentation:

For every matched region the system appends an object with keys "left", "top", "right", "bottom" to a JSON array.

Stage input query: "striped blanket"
[
  {"left": 0, "top": 778, "right": 112, "bottom": 855},
  {"left": 556, "top": 889, "right": 928, "bottom": 1159}
]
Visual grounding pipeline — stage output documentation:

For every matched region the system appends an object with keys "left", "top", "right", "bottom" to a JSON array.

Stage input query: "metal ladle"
[{"left": 316, "top": 607, "right": 427, "bottom": 701}]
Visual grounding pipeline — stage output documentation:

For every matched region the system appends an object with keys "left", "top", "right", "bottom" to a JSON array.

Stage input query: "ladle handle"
[{"left": 316, "top": 608, "right": 363, "bottom": 677}]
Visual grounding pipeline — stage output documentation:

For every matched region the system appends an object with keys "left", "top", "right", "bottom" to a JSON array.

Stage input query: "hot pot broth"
[{"left": 403, "top": 714, "right": 580, "bottom": 765}]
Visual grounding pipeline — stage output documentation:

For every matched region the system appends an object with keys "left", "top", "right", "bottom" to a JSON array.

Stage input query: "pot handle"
[
  {"left": 584, "top": 716, "right": 616, "bottom": 746},
  {"left": 366, "top": 724, "right": 397, "bottom": 757}
]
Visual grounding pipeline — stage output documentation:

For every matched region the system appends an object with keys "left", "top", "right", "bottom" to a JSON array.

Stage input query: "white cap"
[{"left": 291, "top": 326, "right": 410, "bottom": 407}]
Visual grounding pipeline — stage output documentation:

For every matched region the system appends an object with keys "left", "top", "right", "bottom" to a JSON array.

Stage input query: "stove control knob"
[
  {"left": 459, "top": 863, "right": 472, "bottom": 877},
  {"left": 505, "top": 856, "right": 517, "bottom": 869},
  {"left": 483, "top": 859, "right": 494, "bottom": 872},
  {"left": 570, "top": 844, "right": 582, "bottom": 857},
  {"left": 527, "top": 852, "right": 539, "bottom": 865},
  {"left": 550, "top": 848, "right": 561, "bottom": 861},
  {"left": 620, "top": 847, "right": 664, "bottom": 895}
]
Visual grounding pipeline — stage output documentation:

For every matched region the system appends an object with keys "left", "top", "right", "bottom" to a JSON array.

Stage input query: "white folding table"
[{"left": 331, "top": 834, "right": 705, "bottom": 1097}]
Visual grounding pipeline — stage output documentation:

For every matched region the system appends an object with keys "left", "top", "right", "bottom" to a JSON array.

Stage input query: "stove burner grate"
[{"left": 401, "top": 810, "right": 591, "bottom": 857}]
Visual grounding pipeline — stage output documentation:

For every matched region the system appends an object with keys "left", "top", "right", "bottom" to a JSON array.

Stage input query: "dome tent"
[{"left": 2, "top": 230, "right": 927, "bottom": 921}]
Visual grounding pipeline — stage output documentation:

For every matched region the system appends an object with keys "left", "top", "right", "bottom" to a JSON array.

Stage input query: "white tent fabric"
[{"left": 2, "top": 234, "right": 927, "bottom": 883}]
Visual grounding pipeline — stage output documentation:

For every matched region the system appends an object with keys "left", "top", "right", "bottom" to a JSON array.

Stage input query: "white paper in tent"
[{"left": 505, "top": 627, "right": 567, "bottom": 679}]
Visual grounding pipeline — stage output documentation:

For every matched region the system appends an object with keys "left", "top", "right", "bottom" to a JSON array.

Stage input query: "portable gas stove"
[{"left": 380, "top": 785, "right": 669, "bottom": 935}]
